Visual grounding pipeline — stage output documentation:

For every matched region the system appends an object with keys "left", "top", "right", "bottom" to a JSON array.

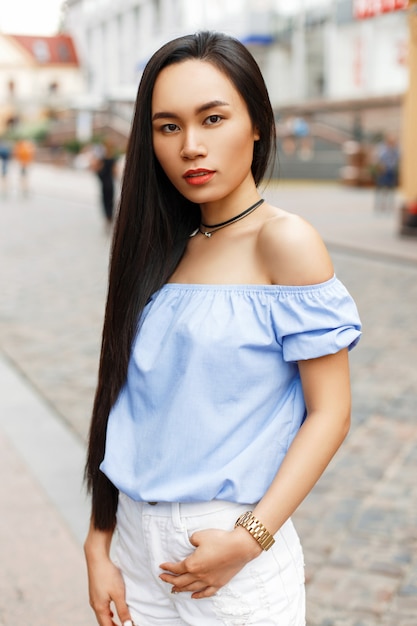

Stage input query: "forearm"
[
  {"left": 252, "top": 407, "right": 349, "bottom": 536},
  {"left": 84, "top": 519, "right": 115, "bottom": 561}
]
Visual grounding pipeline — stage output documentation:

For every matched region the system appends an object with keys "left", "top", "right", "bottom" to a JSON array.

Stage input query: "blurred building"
[
  {"left": 63, "top": 1, "right": 407, "bottom": 111},
  {"left": 61, "top": 0, "right": 409, "bottom": 178},
  {"left": 63, "top": 0, "right": 279, "bottom": 126},
  {"left": 0, "top": 33, "right": 84, "bottom": 134}
]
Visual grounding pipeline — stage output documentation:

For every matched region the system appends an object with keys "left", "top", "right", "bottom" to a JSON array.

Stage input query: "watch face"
[{"left": 235, "top": 511, "right": 252, "bottom": 526}]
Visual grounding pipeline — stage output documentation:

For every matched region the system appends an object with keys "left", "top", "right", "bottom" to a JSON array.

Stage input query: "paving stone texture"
[{"left": 0, "top": 162, "right": 416, "bottom": 625}]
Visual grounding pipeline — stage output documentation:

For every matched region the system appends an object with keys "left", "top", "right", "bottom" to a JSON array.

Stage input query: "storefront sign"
[{"left": 354, "top": 0, "right": 408, "bottom": 18}]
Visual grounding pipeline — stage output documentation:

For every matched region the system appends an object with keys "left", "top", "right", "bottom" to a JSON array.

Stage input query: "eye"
[
  {"left": 161, "top": 123, "right": 179, "bottom": 133},
  {"left": 205, "top": 115, "right": 222, "bottom": 126}
]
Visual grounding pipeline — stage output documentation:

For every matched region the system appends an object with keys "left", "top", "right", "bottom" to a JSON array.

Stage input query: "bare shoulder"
[{"left": 257, "top": 205, "right": 334, "bottom": 286}]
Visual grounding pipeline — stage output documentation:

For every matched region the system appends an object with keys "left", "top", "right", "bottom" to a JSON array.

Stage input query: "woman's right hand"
[{"left": 84, "top": 524, "right": 132, "bottom": 626}]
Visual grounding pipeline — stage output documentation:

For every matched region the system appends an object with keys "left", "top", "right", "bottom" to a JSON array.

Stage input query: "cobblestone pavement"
[{"left": 1, "top": 163, "right": 416, "bottom": 625}]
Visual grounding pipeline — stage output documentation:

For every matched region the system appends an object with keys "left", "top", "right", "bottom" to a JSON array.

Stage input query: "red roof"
[{"left": 7, "top": 34, "right": 79, "bottom": 66}]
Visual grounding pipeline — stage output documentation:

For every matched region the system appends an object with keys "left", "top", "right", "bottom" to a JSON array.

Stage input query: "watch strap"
[{"left": 234, "top": 510, "right": 275, "bottom": 551}]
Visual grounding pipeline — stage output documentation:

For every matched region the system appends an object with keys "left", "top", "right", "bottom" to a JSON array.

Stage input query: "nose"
[{"left": 180, "top": 129, "right": 207, "bottom": 160}]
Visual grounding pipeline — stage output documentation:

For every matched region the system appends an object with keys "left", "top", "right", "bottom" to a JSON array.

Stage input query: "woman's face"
[{"left": 151, "top": 59, "right": 259, "bottom": 206}]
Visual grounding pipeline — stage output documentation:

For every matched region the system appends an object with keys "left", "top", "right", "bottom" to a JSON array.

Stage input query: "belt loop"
[{"left": 172, "top": 502, "right": 183, "bottom": 531}]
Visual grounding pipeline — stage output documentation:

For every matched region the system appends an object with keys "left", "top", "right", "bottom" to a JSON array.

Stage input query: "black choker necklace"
[{"left": 191, "top": 198, "right": 265, "bottom": 238}]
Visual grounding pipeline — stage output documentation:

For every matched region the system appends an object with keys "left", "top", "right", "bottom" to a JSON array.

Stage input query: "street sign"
[{"left": 354, "top": 0, "right": 408, "bottom": 18}]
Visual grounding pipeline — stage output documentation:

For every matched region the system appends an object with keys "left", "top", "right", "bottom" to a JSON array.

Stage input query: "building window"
[
  {"left": 336, "top": 0, "right": 354, "bottom": 24},
  {"left": 154, "top": 0, "right": 162, "bottom": 33},
  {"left": 134, "top": 5, "right": 141, "bottom": 38},
  {"left": 32, "top": 40, "right": 50, "bottom": 63},
  {"left": 57, "top": 42, "right": 70, "bottom": 62}
]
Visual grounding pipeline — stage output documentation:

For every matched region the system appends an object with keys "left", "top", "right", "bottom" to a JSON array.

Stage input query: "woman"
[
  {"left": 91, "top": 138, "right": 118, "bottom": 230},
  {"left": 84, "top": 32, "right": 361, "bottom": 626},
  {"left": 14, "top": 138, "right": 35, "bottom": 196}
]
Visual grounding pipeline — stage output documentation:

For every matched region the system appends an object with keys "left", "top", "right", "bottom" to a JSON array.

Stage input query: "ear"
[{"left": 253, "top": 126, "right": 260, "bottom": 141}]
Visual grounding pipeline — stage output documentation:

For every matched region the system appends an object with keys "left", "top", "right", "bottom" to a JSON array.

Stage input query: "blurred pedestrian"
[
  {"left": 90, "top": 138, "right": 118, "bottom": 232},
  {"left": 14, "top": 139, "right": 35, "bottom": 196},
  {"left": 293, "top": 116, "right": 313, "bottom": 161},
  {"left": 373, "top": 134, "right": 400, "bottom": 212},
  {"left": 281, "top": 115, "right": 296, "bottom": 155},
  {"left": 84, "top": 31, "right": 361, "bottom": 626},
  {"left": 0, "top": 136, "right": 12, "bottom": 196}
]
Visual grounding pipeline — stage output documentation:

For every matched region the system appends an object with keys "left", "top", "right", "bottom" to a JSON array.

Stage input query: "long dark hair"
[{"left": 86, "top": 31, "right": 277, "bottom": 529}]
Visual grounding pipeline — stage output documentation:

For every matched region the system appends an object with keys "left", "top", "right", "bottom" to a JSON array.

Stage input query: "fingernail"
[{"left": 123, "top": 621, "right": 133, "bottom": 626}]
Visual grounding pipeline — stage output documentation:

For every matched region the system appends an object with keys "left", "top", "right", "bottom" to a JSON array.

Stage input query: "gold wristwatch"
[{"left": 234, "top": 511, "right": 275, "bottom": 551}]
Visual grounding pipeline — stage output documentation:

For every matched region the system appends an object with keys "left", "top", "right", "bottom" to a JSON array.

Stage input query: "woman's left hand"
[{"left": 159, "top": 527, "right": 262, "bottom": 598}]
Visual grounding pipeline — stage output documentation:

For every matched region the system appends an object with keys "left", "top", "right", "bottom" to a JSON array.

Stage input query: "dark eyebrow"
[
  {"left": 152, "top": 100, "right": 230, "bottom": 122},
  {"left": 196, "top": 100, "right": 230, "bottom": 114}
]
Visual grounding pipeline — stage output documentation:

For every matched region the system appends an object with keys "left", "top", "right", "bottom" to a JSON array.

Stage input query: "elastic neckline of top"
[{"left": 163, "top": 275, "right": 337, "bottom": 292}]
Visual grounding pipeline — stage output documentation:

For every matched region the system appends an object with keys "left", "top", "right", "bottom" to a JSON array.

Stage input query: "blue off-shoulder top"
[{"left": 100, "top": 276, "right": 361, "bottom": 504}]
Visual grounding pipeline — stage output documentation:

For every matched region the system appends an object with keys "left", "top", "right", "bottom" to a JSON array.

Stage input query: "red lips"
[{"left": 183, "top": 169, "right": 216, "bottom": 186}]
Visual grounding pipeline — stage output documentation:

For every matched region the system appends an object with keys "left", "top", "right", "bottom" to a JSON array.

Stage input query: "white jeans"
[{"left": 116, "top": 494, "right": 305, "bottom": 626}]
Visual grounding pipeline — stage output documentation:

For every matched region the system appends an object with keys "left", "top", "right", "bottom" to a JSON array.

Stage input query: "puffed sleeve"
[{"left": 272, "top": 276, "right": 361, "bottom": 363}]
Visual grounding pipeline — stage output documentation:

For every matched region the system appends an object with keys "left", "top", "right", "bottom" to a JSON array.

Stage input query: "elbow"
[{"left": 339, "top": 409, "right": 351, "bottom": 443}]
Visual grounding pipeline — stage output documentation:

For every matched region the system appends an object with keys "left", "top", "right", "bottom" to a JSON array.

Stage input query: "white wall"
[{"left": 327, "top": 12, "right": 407, "bottom": 100}]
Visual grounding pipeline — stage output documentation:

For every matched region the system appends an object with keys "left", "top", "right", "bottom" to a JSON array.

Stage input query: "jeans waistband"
[{"left": 138, "top": 499, "right": 254, "bottom": 518}]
